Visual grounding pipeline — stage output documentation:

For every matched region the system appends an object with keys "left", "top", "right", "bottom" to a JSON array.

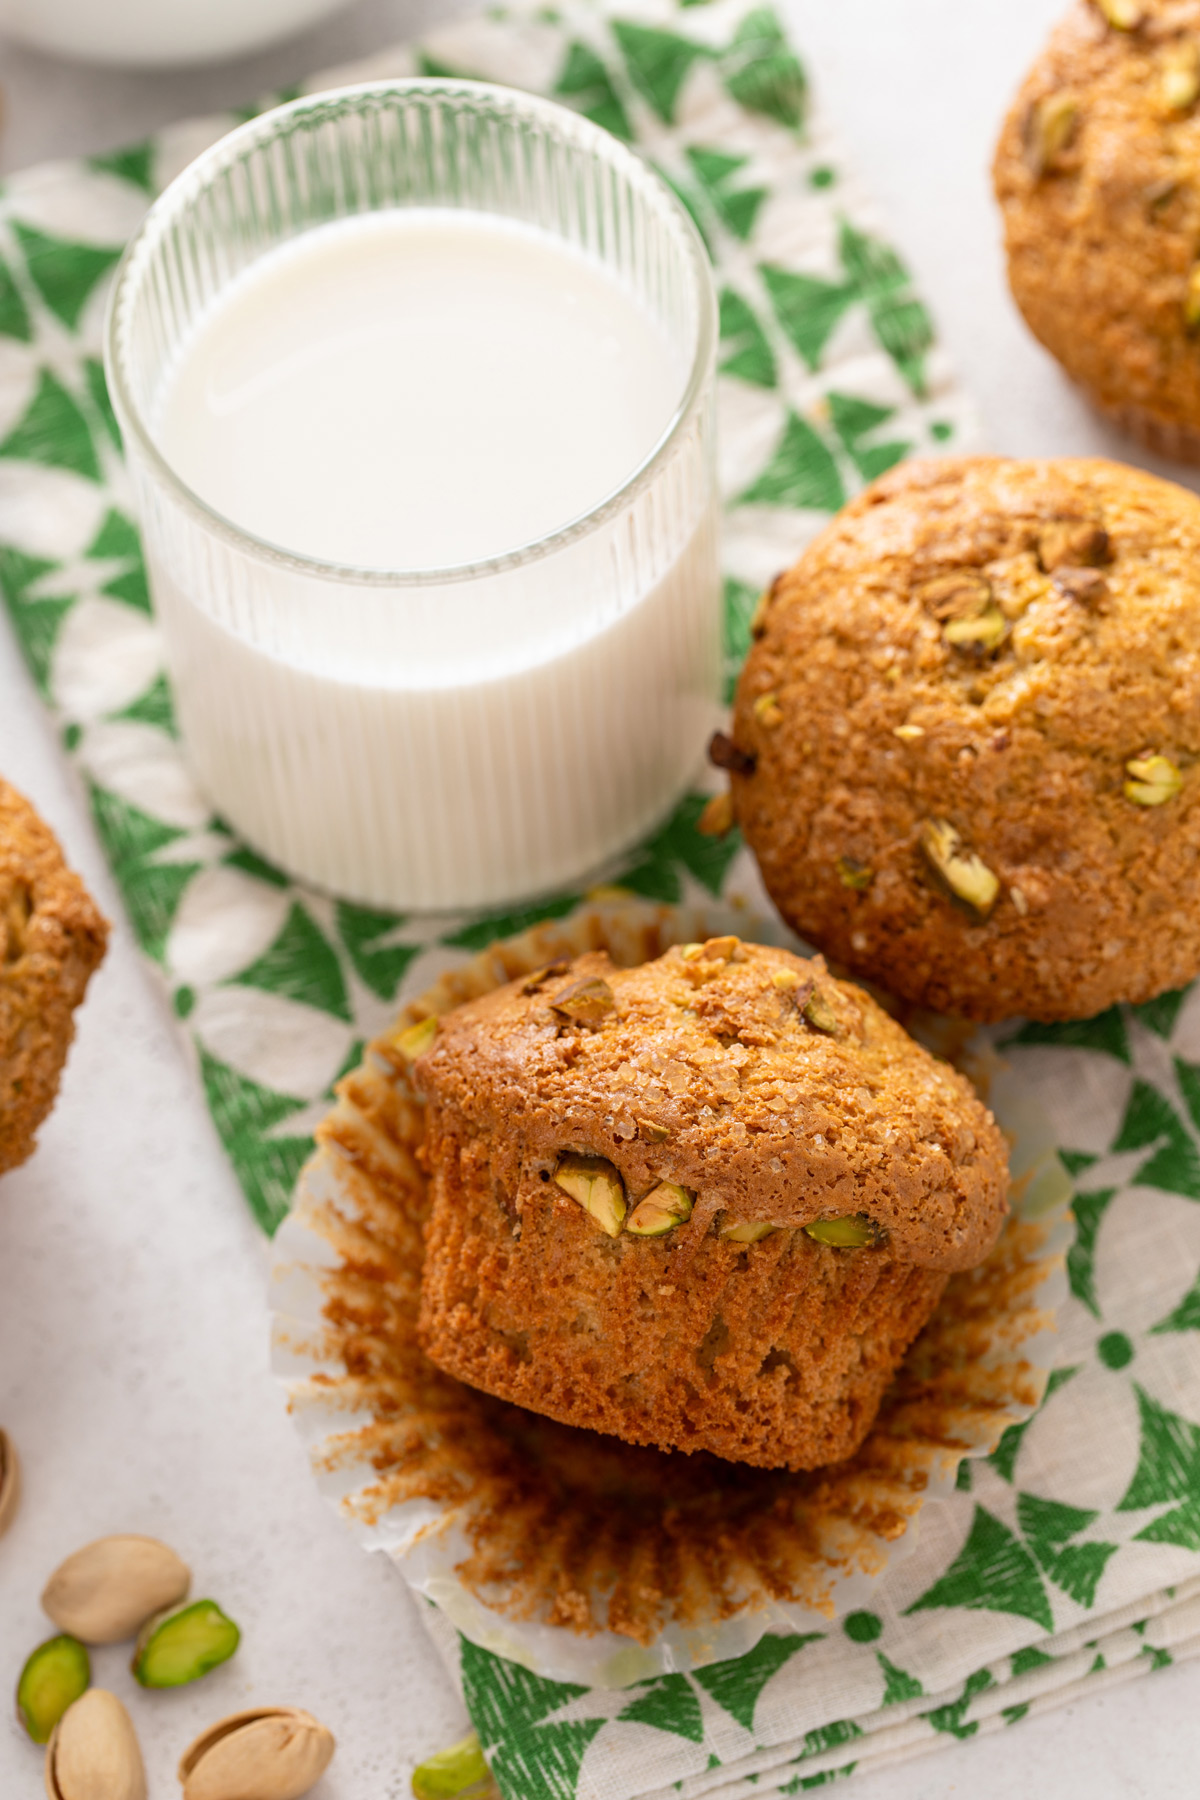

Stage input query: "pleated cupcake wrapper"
[{"left": 268, "top": 895, "right": 1071, "bottom": 1688}]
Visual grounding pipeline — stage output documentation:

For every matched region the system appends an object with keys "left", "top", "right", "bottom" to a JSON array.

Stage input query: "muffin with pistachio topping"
[
  {"left": 995, "top": 0, "right": 1200, "bottom": 459},
  {"left": 413, "top": 936, "right": 1008, "bottom": 1471},
  {"left": 725, "top": 455, "right": 1200, "bottom": 1023}
]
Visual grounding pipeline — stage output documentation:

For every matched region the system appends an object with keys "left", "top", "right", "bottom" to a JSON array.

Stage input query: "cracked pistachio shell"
[
  {"left": 554, "top": 1154, "right": 626, "bottom": 1236},
  {"left": 42, "top": 1535, "right": 190, "bottom": 1645},
  {"left": 17, "top": 1636, "right": 90, "bottom": 1745},
  {"left": 132, "top": 1599, "right": 239, "bottom": 1689},
  {"left": 412, "top": 1731, "right": 500, "bottom": 1800},
  {"left": 179, "top": 1707, "right": 335, "bottom": 1800},
  {"left": 0, "top": 1428, "right": 19, "bottom": 1538},
  {"left": 626, "top": 1183, "right": 694, "bottom": 1237},
  {"left": 45, "top": 1689, "right": 145, "bottom": 1800}
]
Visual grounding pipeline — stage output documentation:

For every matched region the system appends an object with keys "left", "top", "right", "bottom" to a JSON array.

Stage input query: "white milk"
[
  {"left": 139, "top": 209, "right": 721, "bottom": 909},
  {"left": 161, "top": 212, "right": 687, "bottom": 573}
]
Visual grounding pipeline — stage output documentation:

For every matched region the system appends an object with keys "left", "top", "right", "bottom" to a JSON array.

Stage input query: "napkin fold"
[{"left": 3, "top": 0, "right": 1199, "bottom": 1793}]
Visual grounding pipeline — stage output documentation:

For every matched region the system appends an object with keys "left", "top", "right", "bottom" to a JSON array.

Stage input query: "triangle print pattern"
[{"left": 13, "top": 2, "right": 1200, "bottom": 1797}]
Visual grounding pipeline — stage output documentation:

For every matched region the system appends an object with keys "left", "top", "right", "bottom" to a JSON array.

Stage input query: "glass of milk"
[{"left": 105, "top": 81, "right": 720, "bottom": 911}]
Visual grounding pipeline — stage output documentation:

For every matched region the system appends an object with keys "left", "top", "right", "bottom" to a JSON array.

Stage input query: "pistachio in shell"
[
  {"left": 132, "top": 1599, "right": 240, "bottom": 1689},
  {"left": 16, "top": 1635, "right": 89, "bottom": 1745},
  {"left": 178, "top": 1707, "right": 335, "bottom": 1800},
  {"left": 45, "top": 1689, "right": 145, "bottom": 1800},
  {"left": 0, "top": 1427, "right": 19, "bottom": 1538},
  {"left": 42, "top": 1534, "right": 190, "bottom": 1645},
  {"left": 412, "top": 1731, "right": 500, "bottom": 1800}
]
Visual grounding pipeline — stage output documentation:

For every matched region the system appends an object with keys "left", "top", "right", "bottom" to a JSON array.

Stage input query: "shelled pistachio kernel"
[
  {"left": 395, "top": 1015, "right": 437, "bottom": 1062},
  {"left": 1124, "top": 753, "right": 1183, "bottom": 806},
  {"left": 637, "top": 1117, "right": 671, "bottom": 1142},
  {"left": 753, "top": 692, "right": 783, "bottom": 728},
  {"left": 0, "top": 1427, "right": 19, "bottom": 1538},
  {"left": 837, "top": 856, "right": 873, "bottom": 891},
  {"left": 627, "top": 1183, "right": 694, "bottom": 1237},
  {"left": 697, "top": 791, "right": 735, "bottom": 837},
  {"left": 1163, "top": 38, "right": 1200, "bottom": 109},
  {"left": 1037, "top": 518, "right": 1111, "bottom": 572},
  {"left": 132, "top": 1600, "right": 240, "bottom": 1689},
  {"left": 413, "top": 1731, "right": 500, "bottom": 1800},
  {"left": 1096, "top": 0, "right": 1143, "bottom": 27},
  {"left": 16, "top": 1635, "right": 89, "bottom": 1744},
  {"left": 920, "top": 819, "right": 1001, "bottom": 918},
  {"left": 550, "top": 975, "right": 616, "bottom": 1027},
  {"left": 42, "top": 1535, "right": 191, "bottom": 1645},
  {"left": 803, "top": 991, "right": 839, "bottom": 1035},
  {"left": 178, "top": 1706, "right": 334, "bottom": 1800},
  {"left": 805, "top": 1215, "right": 880, "bottom": 1249},
  {"left": 1025, "top": 92, "right": 1080, "bottom": 176},
  {"left": 720, "top": 1218, "right": 778, "bottom": 1243},
  {"left": 46, "top": 1689, "right": 145, "bottom": 1800},
  {"left": 554, "top": 1154, "right": 626, "bottom": 1237}
]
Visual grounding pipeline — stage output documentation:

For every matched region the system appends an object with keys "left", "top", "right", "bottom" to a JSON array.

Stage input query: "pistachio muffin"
[
  {"left": 995, "top": 0, "right": 1200, "bottom": 459},
  {"left": 1, "top": 779, "right": 108, "bottom": 1175},
  {"left": 724, "top": 455, "right": 1200, "bottom": 1022},
  {"left": 413, "top": 937, "right": 1008, "bottom": 1471}
]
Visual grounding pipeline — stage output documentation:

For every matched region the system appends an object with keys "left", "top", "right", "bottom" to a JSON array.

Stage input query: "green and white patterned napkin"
[{"left": 3, "top": 0, "right": 1200, "bottom": 1793}]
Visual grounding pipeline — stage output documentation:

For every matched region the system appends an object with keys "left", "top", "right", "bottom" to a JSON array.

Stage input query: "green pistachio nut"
[
  {"left": 1124, "top": 753, "right": 1183, "bottom": 807},
  {"left": 554, "top": 1154, "right": 626, "bottom": 1237},
  {"left": 412, "top": 1731, "right": 500, "bottom": 1800},
  {"left": 16, "top": 1634, "right": 90, "bottom": 1743},
  {"left": 132, "top": 1600, "right": 240, "bottom": 1689},
  {"left": 626, "top": 1182, "right": 694, "bottom": 1237},
  {"left": 394, "top": 1015, "right": 438, "bottom": 1062},
  {"left": 720, "top": 1218, "right": 777, "bottom": 1244},
  {"left": 804, "top": 1215, "right": 881, "bottom": 1249}
]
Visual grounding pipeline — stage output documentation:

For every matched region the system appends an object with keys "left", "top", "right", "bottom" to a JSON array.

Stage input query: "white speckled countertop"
[{"left": 1, "top": 1, "right": 1197, "bottom": 1794}]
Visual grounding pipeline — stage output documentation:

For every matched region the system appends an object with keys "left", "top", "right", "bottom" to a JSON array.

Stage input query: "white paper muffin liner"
[{"left": 268, "top": 897, "right": 1073, "bottom": 1687}]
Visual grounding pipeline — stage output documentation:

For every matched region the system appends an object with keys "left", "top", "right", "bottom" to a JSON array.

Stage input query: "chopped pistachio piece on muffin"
[
  {"left": 995, "top": 0, "right": 1200, "bottom": 460},
  {"left": 413, "top": 939, "right": 1008, "bottom": 1472},
  {"left": 726, "top": 456, "right": 1200, "bottom": 1023}
]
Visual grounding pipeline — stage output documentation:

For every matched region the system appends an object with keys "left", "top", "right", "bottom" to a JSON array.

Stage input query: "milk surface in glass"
[{"left": 135, "top": 203, "right": 720, "bottom": 909}]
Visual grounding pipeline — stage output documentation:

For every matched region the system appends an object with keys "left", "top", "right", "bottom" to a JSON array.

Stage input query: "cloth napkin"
[{"left": 2, "top": 0, "right": 1199, "bottom": 1793}]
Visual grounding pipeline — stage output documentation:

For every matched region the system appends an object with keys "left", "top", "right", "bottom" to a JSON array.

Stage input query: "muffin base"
[{"left": 418, "top": 1113, "right": 948, "bottom": 1471}]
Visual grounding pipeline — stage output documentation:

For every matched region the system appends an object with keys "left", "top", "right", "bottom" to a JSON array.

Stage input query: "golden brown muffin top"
[
  {"left": 727, "top": 455, "right": 1200, "bottom": 1022},
  {"left": 994, "top": 0, "right": 1200, "bottom": 431},
  {"left": 414, "top": 938, "right": 1008, "bottom": 1273}
]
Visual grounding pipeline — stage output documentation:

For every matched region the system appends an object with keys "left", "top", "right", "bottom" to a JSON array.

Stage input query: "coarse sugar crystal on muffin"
[
  {"left": 994, "top": 0, "right": 1200, "bottom": 460},
  {"left": 1, "top": 778, "right": 108, "bottom": 1176},
  {"left": 412, "top": 937, "right": 1008, "bottom": 1472},
  {"left": 725, "top": 455, "right": 1200, "bottom": 1024}
]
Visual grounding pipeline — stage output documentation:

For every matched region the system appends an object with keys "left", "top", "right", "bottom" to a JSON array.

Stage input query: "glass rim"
[{"left": 103, "top": 76, "right": 717, "bottom": 590}]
